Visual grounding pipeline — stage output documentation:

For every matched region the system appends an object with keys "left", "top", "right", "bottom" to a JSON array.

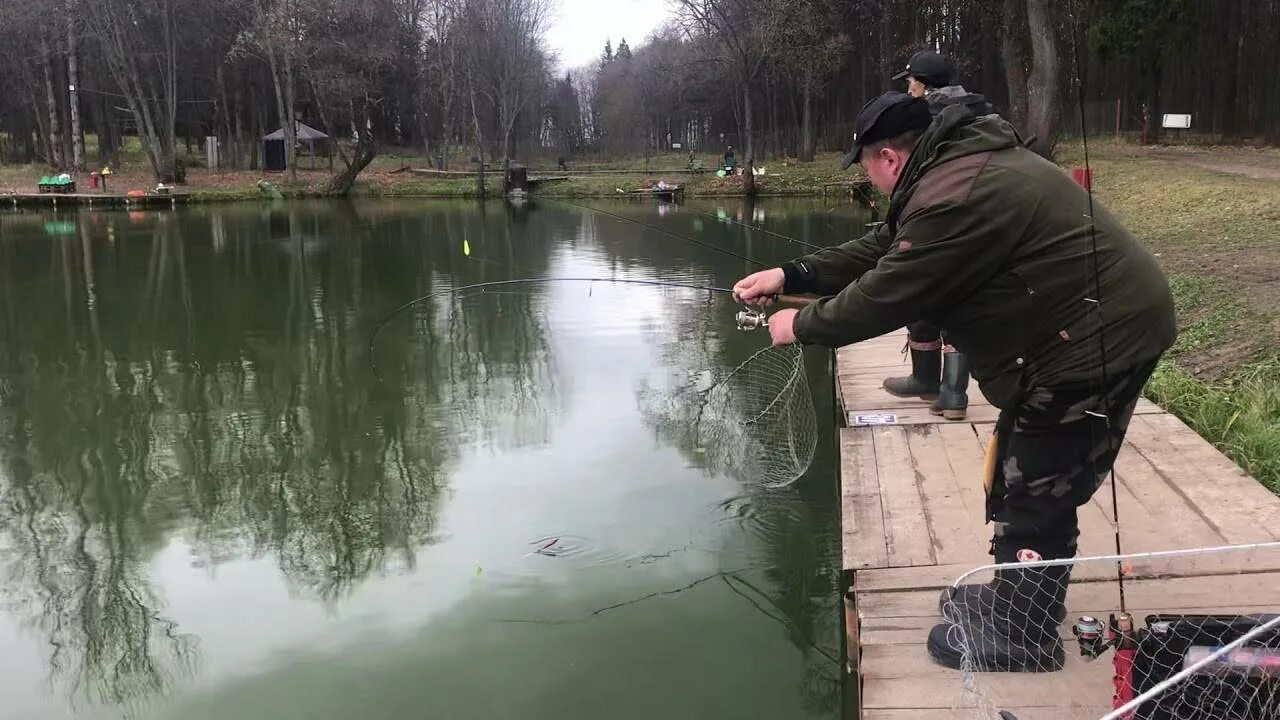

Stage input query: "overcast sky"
[{"left": 545, "top": 0, "right": 675, "bottom": 72}]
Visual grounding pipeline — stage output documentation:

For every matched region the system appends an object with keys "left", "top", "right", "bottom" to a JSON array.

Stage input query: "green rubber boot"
[
  {"left": 882, "top": 348, "right": 941, "bottom": 399},
  {"left": 931, "top": 351, "right": 970, "bottom": 420}
]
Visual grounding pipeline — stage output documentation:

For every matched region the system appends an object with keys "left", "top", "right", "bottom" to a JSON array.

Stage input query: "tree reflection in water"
[
  {"left": 0, "top": 202, "right": 558, "bottom": 711},
  {"left": 0, "top": 198, "right": 850, "bottom": 717}
]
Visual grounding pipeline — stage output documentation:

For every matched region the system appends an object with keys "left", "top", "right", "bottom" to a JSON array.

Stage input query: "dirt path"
[{"left": 1143, "top": 147, "right": 1280, "bottom": 181}]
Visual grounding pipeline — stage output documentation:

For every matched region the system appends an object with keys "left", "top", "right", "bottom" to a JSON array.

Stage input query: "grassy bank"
[
  {"left": 0, "top": 150, "right": 867, "bottom": 201},
  {"left": 1075, "top": 143, "right": 1280, "bottom": 491}
]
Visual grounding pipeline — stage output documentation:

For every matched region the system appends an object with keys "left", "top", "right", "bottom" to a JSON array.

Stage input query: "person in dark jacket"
[
  {"left": 733, "top": 92, "right": 1176, "bottom": 673},
  {"left": 881, "top": 50, "right": 994, "bottom": 420}
]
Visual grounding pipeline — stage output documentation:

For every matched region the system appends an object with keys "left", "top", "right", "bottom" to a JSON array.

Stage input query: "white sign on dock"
[{"left": 853, "top": 413, "right": 898, "bottom": 426}]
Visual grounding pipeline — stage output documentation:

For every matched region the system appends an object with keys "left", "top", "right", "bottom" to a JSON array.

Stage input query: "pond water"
[{"left": 0, "top": 196, "right": 872, "bottom": 719}]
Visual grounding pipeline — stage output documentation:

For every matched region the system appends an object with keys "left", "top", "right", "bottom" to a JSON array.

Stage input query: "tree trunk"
[
  {"left": 799, "top": 80, "right": 815, "bottom": 163},
  {"left": 999, "top": 0, "right": 1028, "bottom": 133},
  {"left": 325, "top": 132, "right": 377, "bottom": 196},
  {"left": 41, "top": 38, "right": 63, "bottom": 169},
  {"left": 742, "top": 85, "right": 754, "bottom": 162},
  {"left": 266, "top": 44, "right": 298, "bottom": 181},
  {"left": 1142, "top": 58, "right": 1164, "bottom": 144},
  {"left": 1024, "top": 0, "right": 1060, "bottom": 159},
  {"left": 67, "top": 11, "right": 85, "bottom": 172},
  {"left": 880, "top": 0, "right": 893, "bottom": 81},
  {"left": 469, "top": 82, "right": 486, "bottom": 198}
]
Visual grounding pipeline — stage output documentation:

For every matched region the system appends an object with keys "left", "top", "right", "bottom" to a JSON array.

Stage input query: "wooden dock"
[
  {"left": 4, "top": 192, "right": 182, "bottom": 210},
  {"left": 837, "top": 330, "right": 1280, "bottom": 719}
]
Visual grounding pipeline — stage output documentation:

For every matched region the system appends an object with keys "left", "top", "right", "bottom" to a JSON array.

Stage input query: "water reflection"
[
  {"left": 0, "top": 198, "right": 859, "bottom": 718},
  {"left": 637, "top": 312, "right": 843, "bottom": 715},
  {"left": 0, "top": 203, "right": 560, "bottom": 711}
]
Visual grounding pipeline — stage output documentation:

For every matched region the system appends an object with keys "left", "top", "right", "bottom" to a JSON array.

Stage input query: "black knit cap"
[{"left": 839, "top": 92, "right": 933, "bottom": 170}]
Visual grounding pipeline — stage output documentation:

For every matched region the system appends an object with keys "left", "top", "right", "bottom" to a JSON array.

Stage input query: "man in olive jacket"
[{"left": 734, "top": 92, "right": 1176, "bottom": 672}]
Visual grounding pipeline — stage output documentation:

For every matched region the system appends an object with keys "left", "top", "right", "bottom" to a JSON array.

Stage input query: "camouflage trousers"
[{"left": 987, "top": 358, "right": 1161, "bottom": 563}]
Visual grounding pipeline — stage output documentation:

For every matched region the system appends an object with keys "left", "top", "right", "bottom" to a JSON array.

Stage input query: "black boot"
[
  {"left": 930, "top": 351, "right": 970, "bottom": 420},
  {"left": 882, "top": 348, "right": 941, "bottom": 399},
  {"left": 938, "top": 569, "right": 1008, "bottom": 621},
  {"left": 927, "top": 564, "right": 1070, "bottom": 672}
]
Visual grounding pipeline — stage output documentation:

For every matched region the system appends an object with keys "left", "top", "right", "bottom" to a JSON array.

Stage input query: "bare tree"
[
  {"left": 460, "top": 0, "right": 552, "bottom": 175},
  {"left": 240, "top": 0, "right": 306, "bottom": 183},
  {"left": 66, "top": 2, "right": 85, "bottom": 171},
  {"left": 40, "top": 35, "right": 63, "bottom": 168},
  {"left": 776, "top": 0, "right": 847, "bottom": 162},
  {"left": 305, "top": 0, "right": 398, "bottom": 195},
  {"left": 423, "top": 0, "right": 463, "bottom": 168},
  {"left": 999, "top": 0, "right": 1028, "bottom": 133},
  {"left": 674, "top": 0, "right": 784, "bottom": 193},
  {"left": 84, "top": 0, "right": 182, "bottom": 181},
  {"left": 1024, "top": 0, "right": 1060, "bottom": 158}
]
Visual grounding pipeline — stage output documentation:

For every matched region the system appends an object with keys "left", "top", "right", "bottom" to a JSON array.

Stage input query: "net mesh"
[
  {"left": 940, "top": 543, "right": 1280, "bottom": 720},
  {"left": 643, "top": 343, "right": 817, "bottom": 489}
]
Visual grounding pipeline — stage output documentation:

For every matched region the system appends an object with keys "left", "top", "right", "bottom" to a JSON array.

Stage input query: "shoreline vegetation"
[
  {"left": 0, "top": 151, "right": 868, "bottom": 202},
  {"left": 2, "top": 142, "right": 1276, "bottom": 492}
]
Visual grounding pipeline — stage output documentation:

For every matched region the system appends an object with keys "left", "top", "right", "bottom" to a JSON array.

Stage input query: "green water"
[{"left": 0, "top": 197, "right": 871, "bottom": 719}]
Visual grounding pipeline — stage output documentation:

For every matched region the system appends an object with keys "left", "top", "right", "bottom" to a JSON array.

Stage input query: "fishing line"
[
  {"left": 1071, "top": 1, "right": 1125, "bottom": 612},
  {"left": 367, "top": 276, "right": 735, "bottom": 381}
]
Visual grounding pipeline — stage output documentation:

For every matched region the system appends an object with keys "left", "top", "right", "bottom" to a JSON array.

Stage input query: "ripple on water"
[{"left": 713, "top": 492, "right": 808, "bottom": 547}]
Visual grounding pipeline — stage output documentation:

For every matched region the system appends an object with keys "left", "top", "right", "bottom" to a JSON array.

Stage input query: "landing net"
[
  {"left": 941, "top": 542, "right": 1280, "bottom": 720},
  {"left": 642, "top": 343, "right": 817, "bottom": 489},
  {"left": 370, "top": 277, "right": 818, "bottom": 489}
]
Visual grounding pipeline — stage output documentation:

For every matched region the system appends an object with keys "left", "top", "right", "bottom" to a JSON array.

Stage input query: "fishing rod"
[
  {"left": 1070, "top": 0, "right": 1125, "bottom": 614},
  {"left": 366, "top": 276, "right": 811, "bottom": 381}
]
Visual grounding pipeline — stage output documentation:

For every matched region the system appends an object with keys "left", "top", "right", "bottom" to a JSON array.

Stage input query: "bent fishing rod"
[
  {"left": 369, "top": 195, "right": 828, "bottom": 379},
  {"left": 367, "top": 276, "right": 812, "bottom": 381}
]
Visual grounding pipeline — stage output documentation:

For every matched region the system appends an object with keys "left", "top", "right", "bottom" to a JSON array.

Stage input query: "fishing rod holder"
[{"left": 735, "top": 306, "right": 769, "bottom": 331}]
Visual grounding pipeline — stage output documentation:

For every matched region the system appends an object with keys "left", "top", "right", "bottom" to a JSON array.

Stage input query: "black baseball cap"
[
  {"left": 892, "top": 50, "right": 956, "bottom": 87},
  {"left": 839, "top": 92, "right": 934, "bottom": 170}
]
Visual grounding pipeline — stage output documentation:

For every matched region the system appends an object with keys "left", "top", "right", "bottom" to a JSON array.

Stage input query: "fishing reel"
[
  {"left": 735, "top": 306, "right": 769, "bottom": 331},
  {"left": 1073, "top": 612, "right": 1136, "bottom": 661}
]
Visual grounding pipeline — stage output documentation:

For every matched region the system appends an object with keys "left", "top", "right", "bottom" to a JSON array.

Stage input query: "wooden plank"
[
  {"left": 1124, "top": 414, "right": 1280, "bottom": 543},
  {"left": 859, "top": 612, "right": 1089, "bottom": 644},
  {"left": 857, "top": 549, "right": 1280, "bottom": 594},
  {"left": 1083, "top": 452, "right": 1205, "bottom": 557},
  {"left": 906, "top": 426, "right": 987, "bottom": 565},
  {"left": 861, "top": 641, "right": 1096, "bottom": 680},
  {"left": 936, "top": 423, "right": 995, "bottom": 561},
  {"left": 863, "top": 673, "right": 1112, "bottom": 711},
  {"left": 860, "top": 614, "right": 943, "bottom": 646},
  {"left": 1110, "top": 439, "right": 1228, "bottom": 547},
  {"left": 874, "top": 426, "right": 937, "bottom": 567},
  {"left": 859, "top": 571, "right": 1280, "bottom": 619},
  {"left": 849, "top": 403, "right": 1002, "bottom": 426},
  {"left": 953, "top": 420, "right": 1166, "bottom": 561},
  {"left": 841, "top": 428, "right": 889, "bottom": 569},
  {"left": 864, "top": 710, "right": 1100, "bottom": 720}
]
